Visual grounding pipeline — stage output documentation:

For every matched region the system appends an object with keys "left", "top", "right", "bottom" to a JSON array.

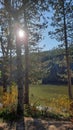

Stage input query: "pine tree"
[
  {"left": 48, "top": 0, "right": 73, "bottom": 99},
  {"left": 0, "top": 7, "right": 10, "bottom": 92},
  {"left": 0, "top": 1, "right": 50, "bottom": 129}
]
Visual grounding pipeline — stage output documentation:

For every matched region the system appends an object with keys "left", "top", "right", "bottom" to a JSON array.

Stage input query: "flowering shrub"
[
  {"left": 0, "top": 85, "right": 17, "bottom": 112},
  {"left": 2, "top": 86, "right": 17, "bottom": 107},
  {"left": 70, "top": 100, "right": 73, "bottom": 116},
  {"left": 0, "top": 85, "right": 18, "bottom": 121},
  {"left": 30, "top": 95, "right": 72, "bottom": 118},
  {"left": 47, "top": 95, "right": 70, "bottom": 114}
]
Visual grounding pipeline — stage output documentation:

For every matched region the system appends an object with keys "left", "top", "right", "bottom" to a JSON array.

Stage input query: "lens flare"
[{"left": 18, "top": 29, "right": 25, "bottom": 38}]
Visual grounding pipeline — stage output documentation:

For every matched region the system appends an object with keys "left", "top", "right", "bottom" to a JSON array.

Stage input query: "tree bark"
[
  {"left": 23, "top": 13, "right": 29, "bottom": 105},
  {"left": 24, "top": 43, "right": 29, "bottom": 104},
  {"left": 2, "top": 56, "right": 8, "bottom": 93},
  {"left": 16, "top": 27, "right": 25, "bottom": 130},
  {"left": 63, "top": 0, "right": 73, "bottom": 99}
]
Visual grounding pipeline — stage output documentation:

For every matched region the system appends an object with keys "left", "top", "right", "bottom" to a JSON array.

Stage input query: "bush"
[
  {"left": 2, "top": 85, "right": 17, "bottom": 108},
  {"left": 0, "top": 107, "right": 17, "bottom": 121},
  {"left": 0, "top": 85, "right": 17, "bottom": 121},
  {"left": 24, "top": 104, "right": 41, "bottom": 118}
]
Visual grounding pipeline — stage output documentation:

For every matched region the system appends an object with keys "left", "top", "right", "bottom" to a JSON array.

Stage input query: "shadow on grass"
[
  {"left": 25, "top": 118, "right": 48, "bottom": 130},
  {"left": 6, "top": 121, "right": 16, "bottom": 130},
  {"left": 0, "top": 126, "right": 3, "bottom": 130},
  {"left": 0, "top": 119, "right": 16, "bottom": 130}
]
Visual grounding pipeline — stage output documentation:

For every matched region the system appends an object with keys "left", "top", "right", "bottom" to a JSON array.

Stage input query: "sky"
[
  {"left": 38, "top": 21, "right": 62, "bottom": 51},
  {"left": 38, "top": 9, "right": 62, "bottom": 51},
  {"left": 39, "top": 32, "right": 61, "bottom": 51}
]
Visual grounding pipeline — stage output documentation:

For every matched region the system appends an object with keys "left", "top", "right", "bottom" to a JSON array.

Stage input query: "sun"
[{"left": 18, "top": 29, "right": 25, "bottom": 38}]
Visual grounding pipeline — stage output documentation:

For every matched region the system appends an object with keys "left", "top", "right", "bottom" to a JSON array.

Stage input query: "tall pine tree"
[{"left": 49, "top": 0, "right": 73, "bottom": 99}]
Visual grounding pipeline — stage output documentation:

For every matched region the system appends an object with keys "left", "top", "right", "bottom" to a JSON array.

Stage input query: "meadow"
[
  {"left": 29, "top": 84, "right": 72, "bottom": 104},
  {"left": 29, "top": 84, "right": 73, "bottom": 117},
  {"left": 0, "top": 84, "right": 73, "bottom": 118}
]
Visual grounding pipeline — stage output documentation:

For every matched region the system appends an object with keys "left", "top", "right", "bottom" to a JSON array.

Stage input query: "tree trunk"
[
  {"left": 16, "top": 117, "right": 25, "bottom": 130},
  {"left": 16, "top": 27, "right": 25, "bottom": 130},
  {"left": 9, "top": 17, "right": 13, "bottom": 88},
  {"left": 2, "top": 56, "right": 8, "bottom": 93},
  {"left": 10, "top": 48, "right": 12, "bottom": 80},
  {"left": 24, "top": 43, "right": 29, "bottom": 104},
  {"left": 63, "top": 1, "right": 73, "bottom": 99},
  {"left": 23, "top": 13, "right": 29, "bottom": 105}
]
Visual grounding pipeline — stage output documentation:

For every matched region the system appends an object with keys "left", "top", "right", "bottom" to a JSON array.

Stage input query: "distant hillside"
[
  {"left": 44, "top": 48, "right": 73, "bottom": 84},
  {"left": 0, "top": 45, "right": 73, "bottom": 85},
  {"left": 29, "top": 45, "right": 73, "bottom": 85}
]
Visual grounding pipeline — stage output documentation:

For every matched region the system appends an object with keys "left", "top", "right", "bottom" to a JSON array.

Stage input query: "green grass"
[
  {"left": 0, "top": 84, "right": 73, "bottom": 118},
  {"left": 29, "top": 84, "right": 73, "bottom": 105}
]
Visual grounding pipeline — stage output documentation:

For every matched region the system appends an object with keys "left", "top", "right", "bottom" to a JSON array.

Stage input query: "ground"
[{"left": 0, "top": 117, "right": 73, "bottom": 130}]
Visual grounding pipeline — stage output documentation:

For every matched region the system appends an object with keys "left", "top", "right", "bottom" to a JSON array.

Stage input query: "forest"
[
  {"left": 0, "top": 0, "right": 73, "bottom": 130},
  {"left": 0, "top": 45, "right": 73, "bottom": 85}
]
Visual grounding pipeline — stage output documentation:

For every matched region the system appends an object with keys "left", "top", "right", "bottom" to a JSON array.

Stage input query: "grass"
[
  {"left": 0, "top": 84, "right": 73, "bottom": 119},
  {"left": 0, "top": 84, "right": 73, "bottom": 105},
  {"left": 29, "top": 84, "right": 73, "bottom": 118},
  {"left": 29, "top": 84, "right": 73, "bottom": 105}
]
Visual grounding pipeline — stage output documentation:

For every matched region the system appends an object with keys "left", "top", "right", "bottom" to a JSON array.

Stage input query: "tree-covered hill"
[
  {"left": 0, "top": 45, "right": 73, "bottom": 85},
  {"left": 29, "top": 45, "right": 73, "bottom": 85}
]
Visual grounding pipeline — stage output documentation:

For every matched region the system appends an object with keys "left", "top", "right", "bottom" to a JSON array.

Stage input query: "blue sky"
[
  {"left": 39, "top": 33, "right": 61, "bottom": 51},
  {"left": 38, "top": 10, "right": 62, "bottom": 51},
  {"left": 38, "top": 23, "right": 62, "bottom": 51},
  {"left": 39, "top": 27, "right": 61, "bottom": 51}
]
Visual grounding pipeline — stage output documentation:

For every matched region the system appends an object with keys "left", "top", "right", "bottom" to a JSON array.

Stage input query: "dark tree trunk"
[
  {"left": 9, "top": 18, "right": 13, "bottom": 89},
  {"left": 23, "top": 13, "right": 29, "bottom": 105},
  {"left": 2, "top": 56, "right": 8, "bottom": 93},
  {"left": 24, "top": 43, "right": 29, "bottom": 104},
  {"left": 9, "top": 48, "right": 12, "bottom": 86},
  {"left": 16, "top": 26, "right": 25, "bottom": 130},
  {"left": 16, "top": 117, "right": 25, "bottom": 130},
  {"left": 63, "top": 0, "right": 73, "bottom": 99}
]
